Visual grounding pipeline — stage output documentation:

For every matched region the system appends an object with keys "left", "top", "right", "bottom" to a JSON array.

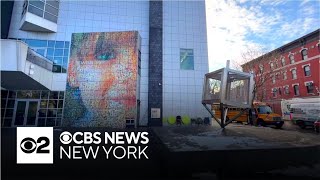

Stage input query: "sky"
[{"left": 205, "top": 0, "right": 320, "bottom": 71}]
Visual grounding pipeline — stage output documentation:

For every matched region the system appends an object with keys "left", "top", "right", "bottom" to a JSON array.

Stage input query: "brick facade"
[{"left": 242, "top": 29, "right": 320, "bottom": 103}]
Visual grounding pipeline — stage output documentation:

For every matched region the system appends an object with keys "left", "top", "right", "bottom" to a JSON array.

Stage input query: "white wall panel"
[{"left": 163, "top": 0, "right": 209, "bottom": 119}]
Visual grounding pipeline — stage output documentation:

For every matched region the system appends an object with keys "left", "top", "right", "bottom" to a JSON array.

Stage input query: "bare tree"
[{"left": 233, "top": 45, "right": 282, "bottom": 106}]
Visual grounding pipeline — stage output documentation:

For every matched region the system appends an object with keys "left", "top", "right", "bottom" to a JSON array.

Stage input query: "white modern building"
[{"left": 1, "top": 0, "right": 209, "bottom": 127}]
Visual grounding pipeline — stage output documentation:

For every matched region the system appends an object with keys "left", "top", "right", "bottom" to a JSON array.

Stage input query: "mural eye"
[{"left": 96, "top": 52, "right": 115, "bottom": 61}]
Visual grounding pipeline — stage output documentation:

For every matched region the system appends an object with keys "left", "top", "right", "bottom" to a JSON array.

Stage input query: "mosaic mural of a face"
[{"left": 63, "top": 31, "right": 139, "bottom": 128}]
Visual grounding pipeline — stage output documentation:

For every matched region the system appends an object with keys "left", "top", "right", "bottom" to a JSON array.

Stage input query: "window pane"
[
  {"left": 46, "top": 118, "right": 56, "bottom": 126},
  {"left": 46, "top": 0, "right": 59, "bottom": 9},
  {"left": 36, "top": 49, "right": 45, "bottom": 56},
  {"left": 26, "top": 39, "right": 47, "bottom": 47},
  {"left": 47, "top": 48, "right": 54, "bottom": 56},
  {"left": 281, "top": 58, "right": 285, "bottom": 66},
  {"left": 48, "top": 100, "right": 57, "bottom": 109},
  {"left": 40, "top": 100, "right": 48, "bottom": 108},
  {"left": 8, "top": 91, "right": 16, "bottom": 98},
  {"left": 58, "top": 100, "right": 63, "bottom": 108},
  {"left": 41, "top": 91, "right": 49, "bottom": 99},
  {"left": 1, "top": 90, "right": 8, "bottom": 98},
  {"left": 5, "top": 109, "right": 13, "bottom": 117},
  {"left": 180, "top": 49, "right": 194, "bottom": 70},
  {"left": 305, "top": 66, "right": 310, "bottom": 71},
  {"left": 55, "top": 41, "right": 64, "bottom": 48},
  {"left": 57, "top": 109, "right": 63, "bottom": 117},
  {"left": 289, "top": 55, "right": 294, "bottom": 63},
  {"left": 53, "top": 57, "right": 63, "bottom": 64},
  {"left": 17, "top": 91, "right": 40, "bottom": 98},
  {"left": 29, "top": 0, "right": 44, "bottom": 10},
  {"left": 54, "top": 49, "right": 63, "bottom": 56},
  {"left": 38, "top": 109, "right": 47, "bottom": 117},
  {"left": 59, "top": 92, "right": 64, "bottom": 99},
  {"left": 302, "top": 50, "right": 307, "bottom": 55},
  {"left": 63, "top": 57, "right": 68, "bottom": 67},
  {"left": 64, "top": 49, "right": 69, "bottom": 56},
  {"left": 28, "top": 5, "right": 43, "bottom": 17},
  {"left": 65, "top": 42, "right": 70, "bottom": 47},
  {"left": 47, "top": 109, "right": 57, "bottom": 117},
  {"left": 7, "top": 100, "right": 15, "bottom": 108},
  {"left": 1, "top": 100, "right": 6, "bottom": 109},
  {"left": 49, "top": 91, "right": 59, "bottom": 99},
  {"left": 44, "top": 12, "right": 57, "bottom": 23},
  {"left": 48, "top": 41, "right": 55, "bottom": 47},
  {"left": 45, "top": 4, "right": 58, "bottom": 16},
  {"left": 294, "top": 86, "right": 299, "bottom": 95}
]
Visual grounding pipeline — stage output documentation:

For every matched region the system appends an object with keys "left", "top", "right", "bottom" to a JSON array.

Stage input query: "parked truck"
[
  {"left": 281, "top": 97, "right": 320, "bottom": 129},
  {"left": 212, "top": 102, "right": 284, "bottom": 128}
]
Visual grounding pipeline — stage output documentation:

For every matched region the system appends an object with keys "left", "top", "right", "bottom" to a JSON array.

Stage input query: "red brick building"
[{"left": 242, "top": 29, "right": 320, "bottom": 114}]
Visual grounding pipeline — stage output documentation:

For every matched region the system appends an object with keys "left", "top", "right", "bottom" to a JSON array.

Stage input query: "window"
[
  {"left": 21, "top": 0, "right": 28, "bottom": 19},
  {"left": 29, "top": 0, "right": 44, "bottom": 9},
  {"left": 272, "top": 88, "right": 277, "bottom": 97},
  {"left": 27, "top": 0, "right": 59, "bottom": 23},
  {"left": 301, "top": 49, "right": 308, "bottom": 60},
  {"left": 284, "top": 86, "right": 289, "bottom": 94},
  {"left": 291, "top": 69, "right": 297, "bottom": 79},
  {"left": 304, "top": 65, "right": 311, "bottom": 76},
  {"left": 259, "top": 64, "right": 263, "bottom": 73},
  {"left": 272, "top": 75, "right": 275, "bottom": 84},
  {"left": 283, "top": 72, "right": 287, "bottom": 80},
  {"left": 180, "top": 49, "right": 194, "bottom": 70},
  {"left": 281, "top": 58, "right": 285, "bottom": 66},
  {"left": 21, "top": 39, "right": 70, "bottom": 73},
  {"left": 293, "top": 85, "right": 299, "bottom": 96},
  {"left": 289, "top": 54, "right": 294, "bottom": 64},
  {"left": 306, "top": 82, "right": 314, "bottom": 93},
  {"left": 1, "top": 90, "right": 64, "bottom": 127},
  {"left": 270, "top": 62, "right": 274, "bottom": 70}
]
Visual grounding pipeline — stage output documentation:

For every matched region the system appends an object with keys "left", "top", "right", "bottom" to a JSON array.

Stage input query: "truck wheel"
[
  {"left": 315, "top": 127, "right": 319, "bottom": 133},
  {"left": 297, "top": 121, "right": 306, "bottom": 129},
  {"left": 275, "top": 124, "right": 283, "bottom": 129}
]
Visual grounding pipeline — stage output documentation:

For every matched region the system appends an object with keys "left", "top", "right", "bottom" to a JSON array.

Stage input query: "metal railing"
[{"left": 26, "top": 48, "right": 53, "bottom": 71}]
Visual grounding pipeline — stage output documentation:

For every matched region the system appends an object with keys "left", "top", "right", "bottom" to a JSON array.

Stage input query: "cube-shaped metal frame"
[{"left": 202, "top": 67, "right": 254, "bottom": 108}]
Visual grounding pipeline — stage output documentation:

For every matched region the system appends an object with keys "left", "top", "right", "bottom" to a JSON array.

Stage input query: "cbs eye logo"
[
  {"left": 59, "top": 131, "right": 72, "bottom": 144},
  {"left": 20, "top": 137, "right": 50, "bottom": 154},
  {"left": 17, "top": 127, "right": 53, "bottom": 164}
]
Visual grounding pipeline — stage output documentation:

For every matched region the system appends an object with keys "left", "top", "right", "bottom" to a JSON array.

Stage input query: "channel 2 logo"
[{"left": 17, "top": 127, "right": 53, "bottom": 164}]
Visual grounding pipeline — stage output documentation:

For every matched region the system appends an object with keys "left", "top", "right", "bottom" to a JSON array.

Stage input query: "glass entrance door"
[{"left": 13, "top": 100, "right": 39, "bottom": 126}]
